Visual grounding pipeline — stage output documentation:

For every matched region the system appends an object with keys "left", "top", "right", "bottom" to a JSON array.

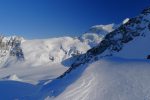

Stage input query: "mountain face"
[
  {"left": 0, "top": 36, "right": 24, "bottom": 67},
  {"left": 59, "top": 7, "right": 150, "bottom": 78},
  {"left": 39, "top": 7, "right": 150, "bottom": 100},
  {"left": 79, "top": 24, "right": 116, "bottom": 47},
  {"left": 21, "top": 37, "right": 90, "bottom": 66},
  {"left": 0, "top": 23, "right": 116, "bottom": 67},
  {"left": 88, "top": 7, "right": 150, "bottom": 59},
  {"left": 86, "top": 24, "right": 116, "bottom": 35}
]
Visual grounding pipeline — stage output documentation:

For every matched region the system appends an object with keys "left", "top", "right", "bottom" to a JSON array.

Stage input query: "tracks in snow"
[{"left": 63, "top": 73, "right": 96, "bottom": 100}]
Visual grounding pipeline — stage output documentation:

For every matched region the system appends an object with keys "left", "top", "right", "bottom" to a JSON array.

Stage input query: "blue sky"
[{"left": 0, "top": 0, "right": 150, "bottom": 39}]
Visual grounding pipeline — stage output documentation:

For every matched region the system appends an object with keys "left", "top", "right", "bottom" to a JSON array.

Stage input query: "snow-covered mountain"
[
  {"left": 0, "top": 36, "right": 90, "bottom": 68},
  {"left": 67, "top": 7, "right": 150, "bottom": 71},
  {"left": 87, "top": 8, "right": 150, "bottom": 59},
  {"left": 80, "top": 24, "right": 116, "bottom": 47},
  {"left": 0, "top": 6, "right": 150, "bottom": 100},
  {"left": 21, "top": 37, "right": 90, "bottom": 66},
  {"left": 0, "top": 23, "right": 117, "bottom": 68},
  {"left": 40, "top": 6, "right": 150, "bottom": 100},
  {"left": 0, "top": 36, "right": 25, "bottom": 67}
]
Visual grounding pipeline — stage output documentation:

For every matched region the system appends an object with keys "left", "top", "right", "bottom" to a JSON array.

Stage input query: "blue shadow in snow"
[{"left": 40, "top": 62, "right": 88, "bottom": 98}]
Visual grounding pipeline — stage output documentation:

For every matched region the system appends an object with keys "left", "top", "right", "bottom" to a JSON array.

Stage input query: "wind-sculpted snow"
[
  {"left": 41, "top": 57, "right": 150, "bottom": 100},
  {"left": 0, "top": 57, "right": 150, "bottom": 100}
]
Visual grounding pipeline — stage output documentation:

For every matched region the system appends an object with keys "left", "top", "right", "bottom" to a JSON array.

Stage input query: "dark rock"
[
  {"left": 147, "top": 55, "right": 150, "bottom": 59},
  {"left": 141, "top": 7, "right": 150, "bottom": 15},
  {"left": 148, "top": 23, "right": 150, "bottom": 31},
  {"left": 131, "top": 32, "right": 140, "bottom": 37},
  {"left": 121, "top": 33, "right": 133, "bottom": 43}
]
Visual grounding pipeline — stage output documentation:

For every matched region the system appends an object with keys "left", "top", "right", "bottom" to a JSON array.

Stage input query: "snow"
[
  {"left": 21, "top": 37, "right": 90, "bottom": 65},
  {"left": 80, "top": 33, "right": 103, "bottom": 47},
  {"left": 91, "top": 24, "right": 115, "bottom": 33},
  {"left": 0, "top": 80, "right": 37, "bottom": 100},
  {"left": 1, "top": 56, "right": 150, "bottom": 100},
  {"left": 115, "top": 18, "right": 150, "bottom": 59},
  {"left": 123, "top": 18, "right": 130, "bottom": 24},
  {"left": 0, "top": 63, "right": 68, "bottom": 85},
  {"left": 0, "top": 50, "right": 10, "bottom": 67},
  {"left": 0, "top": 34, "right": 150, "bottom": 100},
  {"left": 6, "top": 74, "right": 22, "bottom": 81},
  {"left": 80, "top": 24, "right": 117, "bottom": 47},
  {"left": 115, "top": 33, "right": 150, "bottom": 59},
  {"left": 0, "top": 8, "right": 150, "bottom": 100},
  {"left": 42, "top": 57, "right": 150, "bottom": 100},
  {"left": 0, "top": 35, "right": 93, "bottom": 85}
]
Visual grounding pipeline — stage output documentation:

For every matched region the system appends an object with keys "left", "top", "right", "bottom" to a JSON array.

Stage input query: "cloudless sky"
[{"left": 0, "top": 0, "right": 150, "bottom": 39}]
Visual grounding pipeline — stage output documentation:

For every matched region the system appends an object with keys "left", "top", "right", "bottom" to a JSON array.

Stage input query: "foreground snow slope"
[
  {"left": 41, "top": 57, "right": 150, "bottom": 100},
  {"left": 0, "top": 80, "right": 37, "bottom": 100},
  {"left": 0, "top": 57, "right": 150, "bottom": 100}
]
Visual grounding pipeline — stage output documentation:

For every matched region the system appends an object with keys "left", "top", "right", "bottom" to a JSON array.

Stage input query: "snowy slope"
[
  {"left": 39, "top": 57, "right": 150, "bottom": 100},
  {"left": 0, "top": 57, "right": 150, "bottom": 100},
  {"left": 0, "top": 32, "right": 104, "bottom": 85},
  {"left": 58, "top": 58, "right": 150, "bottom": 100}
]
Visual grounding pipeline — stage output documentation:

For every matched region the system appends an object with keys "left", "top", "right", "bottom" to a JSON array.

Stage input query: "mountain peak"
[
  {"left": 87, "top": 24, "right": 116, "bottom": 35},
  {"left": 59, "top": 6, "right": 150, "bottom": 78}
]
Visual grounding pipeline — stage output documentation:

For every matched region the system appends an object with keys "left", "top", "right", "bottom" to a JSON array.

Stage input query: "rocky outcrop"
[{"left": 0, "top": 36, "right": 25, "bottom": 61}]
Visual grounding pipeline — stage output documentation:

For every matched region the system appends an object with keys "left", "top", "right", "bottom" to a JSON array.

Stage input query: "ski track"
[{"left": 64, "top": 73, "right": 96, "bottom": 100}]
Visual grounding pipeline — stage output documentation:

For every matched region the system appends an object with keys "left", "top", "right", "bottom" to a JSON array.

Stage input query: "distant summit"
[{"left": 87, "top": 24, "right": 116, "bottom": 35}]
